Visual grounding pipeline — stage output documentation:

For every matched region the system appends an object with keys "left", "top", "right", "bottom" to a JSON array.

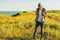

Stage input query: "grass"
[{"left": 0, "top": 11, "right": 60, "bottom": 40}]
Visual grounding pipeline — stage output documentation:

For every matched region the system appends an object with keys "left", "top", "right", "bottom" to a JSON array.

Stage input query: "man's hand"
[{"left": 42, "top": 11, "right": 47, "bottom": 16}]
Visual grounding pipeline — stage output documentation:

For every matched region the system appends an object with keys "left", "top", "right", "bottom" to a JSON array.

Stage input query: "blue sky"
[{"left": 0, "top": 0, "right": 60, "bottom": 11}]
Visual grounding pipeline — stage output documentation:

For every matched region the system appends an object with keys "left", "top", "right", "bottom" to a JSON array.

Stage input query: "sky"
[{"left": 0, "top": 0, "right": 60, "bottom": 11}]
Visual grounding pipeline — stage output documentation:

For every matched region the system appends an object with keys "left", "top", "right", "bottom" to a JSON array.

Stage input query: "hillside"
[{"left": 0, "top": 11, "right": 60, "bottom": 40}]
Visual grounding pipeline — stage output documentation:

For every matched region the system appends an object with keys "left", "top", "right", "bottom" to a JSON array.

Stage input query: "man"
[{"left": 33, "top": 3, "right": 47, "bottom": 39}]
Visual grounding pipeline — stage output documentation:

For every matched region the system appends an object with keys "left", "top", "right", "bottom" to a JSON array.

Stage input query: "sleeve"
[
  {"left": 36, "top": 8, "right": 38, "bottom": 12},
  {"left": 44, "top": 8, "right": 47, "bottom": 17},
  {"left": 43, "top": 8, "right": 47, "bottom": 14},
  {"left": 36, "top": 8, "right": 39, "bottom": 15},
  {"left": 42, "top": 8, "right": 47, "bottom": 16}
]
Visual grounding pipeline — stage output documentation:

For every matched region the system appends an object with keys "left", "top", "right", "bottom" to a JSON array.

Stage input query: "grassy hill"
[{"left": 0, "top": 11, "right": 60, "bottom": 40}]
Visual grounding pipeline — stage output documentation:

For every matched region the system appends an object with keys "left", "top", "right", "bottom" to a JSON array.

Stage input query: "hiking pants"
[{"left": 33, "top": 21, "right": 44, "bottom": 38}]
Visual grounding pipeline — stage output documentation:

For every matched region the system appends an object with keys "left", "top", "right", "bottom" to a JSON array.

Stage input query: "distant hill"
[
  {"left": 0, "top": 11, "right": 19, "bottom": 15},
  {"left": 32, "top": 10, "right": 60, "bottom": 13},
  {"left": 47, "top": 10, "right": 60, "bottom": 13}
]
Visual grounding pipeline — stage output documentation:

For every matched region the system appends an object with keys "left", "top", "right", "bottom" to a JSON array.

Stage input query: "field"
[{"left": 0, "top": 11, "right": 60, "bottom": 40}]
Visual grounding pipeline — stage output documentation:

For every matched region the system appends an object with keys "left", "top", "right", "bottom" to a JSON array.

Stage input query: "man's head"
[{"left": 38, "top": 3, "right": 43, "bottom": 9}]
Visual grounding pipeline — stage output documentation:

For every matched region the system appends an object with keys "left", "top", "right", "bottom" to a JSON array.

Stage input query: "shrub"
[
  {"left": 49, "top": 24, "right": 57, "bottom": 30},
  {"left": 23, "top": 11, "right": 27, "bottom": 13}
]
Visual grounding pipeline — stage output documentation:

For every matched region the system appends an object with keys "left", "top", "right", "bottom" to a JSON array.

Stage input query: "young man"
[{"left": 33, "top": 3, "right": 47, "bottom": 39}]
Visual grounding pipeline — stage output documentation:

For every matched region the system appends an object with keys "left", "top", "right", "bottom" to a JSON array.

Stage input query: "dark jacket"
[{"left": 35, "top": 8, "right": 47, "bottom": 22}]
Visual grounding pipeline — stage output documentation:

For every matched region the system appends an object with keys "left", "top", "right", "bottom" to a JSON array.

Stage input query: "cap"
[{"left": 38, "top": 3, "right": 41, "bottom": 7}]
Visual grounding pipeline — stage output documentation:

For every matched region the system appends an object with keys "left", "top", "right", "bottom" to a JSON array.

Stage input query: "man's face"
[{"left": 38, "top": 5, "right": 43, "bottom": 9}]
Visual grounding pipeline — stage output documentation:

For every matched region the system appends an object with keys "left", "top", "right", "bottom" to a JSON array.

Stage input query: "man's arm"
[
  {"left": 36, "top": 11, "right": 38, "bottom": 15},
  {"left": 43, "top": 10, "right": 52, "bottom": 18},
  {"left": 36, "top": 8, "right": 39, "bottom": 15},
  {"left": 42, "top": 10, "right": 47, "bottom": 17}
]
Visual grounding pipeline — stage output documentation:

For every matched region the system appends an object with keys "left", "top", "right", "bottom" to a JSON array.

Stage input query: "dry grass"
[{"left": 0, "top": 11, "right": 60, "bottom": 40}]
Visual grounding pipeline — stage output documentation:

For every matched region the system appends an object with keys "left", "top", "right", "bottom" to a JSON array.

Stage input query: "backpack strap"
[
  {"left": 36, "top": 8, "right": 46, "bottom": 15},
  {"left": 36, "top": 8, "right": 46, "bottom": 13},
  {"left": 42, "top": 8, "right": 45, "bottom": 12}
]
